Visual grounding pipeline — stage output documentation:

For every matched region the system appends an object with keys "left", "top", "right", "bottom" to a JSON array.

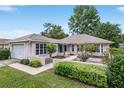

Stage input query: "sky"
[{"left": 0, "top": 5, "right": 124, "bottom": 39}]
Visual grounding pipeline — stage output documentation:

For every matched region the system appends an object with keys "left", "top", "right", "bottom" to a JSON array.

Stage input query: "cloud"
[
  {"left": 0, "top": 29, "right": 34, "bottom": 39},
  {"left": 117, "top": 6, "right": 124, "bottom": 13},
  {"left": 0, "top": 5, "right": 17, "bottom": 12}
]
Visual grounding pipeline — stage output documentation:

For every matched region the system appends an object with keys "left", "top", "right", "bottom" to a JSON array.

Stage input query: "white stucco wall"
[
  {"left": 103, "top": 44, "right": 110, "bottom": 52},
  {"left": 10, "top": 42, "right": 111, "bottom": 59}
]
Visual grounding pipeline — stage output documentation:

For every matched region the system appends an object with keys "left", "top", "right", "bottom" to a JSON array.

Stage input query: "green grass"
[{"left": 0, "top": 66, "right": 95, "bottom": 88}]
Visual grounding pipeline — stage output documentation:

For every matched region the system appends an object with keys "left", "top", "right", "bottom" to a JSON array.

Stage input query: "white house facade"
[{"left": 9, "top": 34, "right": 113, "bottom": 59}]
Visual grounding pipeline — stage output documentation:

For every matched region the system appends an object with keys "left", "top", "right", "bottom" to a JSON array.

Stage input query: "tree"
[
  {"left": 68, "top": 5, "right": 100, "bottom": 36},
  {"left": 41, "top": 23, "right": 68, "bottom": 39},
  {"left": 83, "top": 44, "right": 97, "bottom": 56},
  {"left": 98, "top": 22, "right": 122, "bottom": 47},
  {"left": 47, "top": 43, "right": 56, "bottom": 57}
]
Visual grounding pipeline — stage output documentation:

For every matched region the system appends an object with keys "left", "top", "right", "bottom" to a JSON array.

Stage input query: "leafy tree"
[
  {"left": 41, "top": 23, "right": 68, "bottom": 39},
  {"left": 47, "top": 43, "right": 56, "bottom": 57},
  {"left": 68, "top": 5, "right": 100, "bottom": 36},
  {"left": 98, "top": 22, "right": 122, "bottom": 47},
  {"left": 83, "top": 44, "right": 97, "bottom": 56}
]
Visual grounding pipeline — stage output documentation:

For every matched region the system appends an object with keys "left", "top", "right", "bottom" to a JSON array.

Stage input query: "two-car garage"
[{"left": 11, "top": 44, "right": 25, "bottom": 59}]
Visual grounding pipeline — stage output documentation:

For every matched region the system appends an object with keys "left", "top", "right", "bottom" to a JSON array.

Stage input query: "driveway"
[{"left": 0, "top": 59, "right": 19, "bottom": 67}]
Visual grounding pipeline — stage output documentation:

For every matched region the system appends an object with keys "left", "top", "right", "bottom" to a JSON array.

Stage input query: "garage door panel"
[{"left": 12, "top": 44, "right": 25, "bottom": 59}]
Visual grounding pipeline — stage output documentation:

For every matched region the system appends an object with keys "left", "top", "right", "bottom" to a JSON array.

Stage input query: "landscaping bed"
[
  {"left": 20, "top": 59, "right": 42, "bottom": 68},
  {"left": 0, "top": 66, "right": 95, "bottom": 88}
]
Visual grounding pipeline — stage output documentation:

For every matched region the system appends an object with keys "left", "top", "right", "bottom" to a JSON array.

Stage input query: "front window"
[
  {"left": 40, "top": 44, "right": 43, "bottom": 54},
  {"left": 36, "top": 44, "right": 39, "bottom": 55},
  {"left": 44, "top": 44, "right": 47, "bottom": 54},
  {"left": 36, "top": 43, "right": 47, "bottom": 55}
]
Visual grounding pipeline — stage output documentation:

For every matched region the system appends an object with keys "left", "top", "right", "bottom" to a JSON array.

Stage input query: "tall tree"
[
  {"left": 98, "top": 22, "right": 122, "bottom": 47},
  {"left": 41, "top": 23, "right": 68, "bottom": 39},
  {"left": 68, "top": 5, "right": 100, "bottom": 35}
]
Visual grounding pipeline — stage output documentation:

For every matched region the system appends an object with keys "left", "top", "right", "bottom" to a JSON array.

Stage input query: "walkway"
[
  {"left": 8, "top": 63, "right": 53, "bottom": 75},
  {"left": 0, "top": 59, "right": 19, "bottom": 67},
  {"left": 62, "top": 55, "right": 77, "bottom": 61}
]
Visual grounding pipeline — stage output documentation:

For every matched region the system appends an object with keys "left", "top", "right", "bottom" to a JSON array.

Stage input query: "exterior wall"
[
  {"left": 10, "top": 41, "right": 111, "bottom": 60},
  {"left": 103, "top": 44, "right": 110, "bottom": 52}
]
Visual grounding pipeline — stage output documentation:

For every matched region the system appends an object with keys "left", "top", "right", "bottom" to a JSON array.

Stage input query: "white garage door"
[{"left": 12, "top": 44, "right": 25, "bottom": 59}]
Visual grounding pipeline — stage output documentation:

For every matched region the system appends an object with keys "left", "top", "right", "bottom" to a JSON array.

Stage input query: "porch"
[{"left": 57, "top": 43, "right": 107, "bottom": 57}]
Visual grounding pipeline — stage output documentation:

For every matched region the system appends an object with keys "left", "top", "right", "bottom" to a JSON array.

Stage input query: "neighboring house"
[
  {"left": 0, "top": 38, "right": 10, "bottom": 48},
  {"left": 10, "top": 34, "right": 113, "bottom": 59}
]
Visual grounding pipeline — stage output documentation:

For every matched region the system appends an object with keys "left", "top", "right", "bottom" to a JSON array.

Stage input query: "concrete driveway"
[{"left": 0, "top": 59, "right": 19, "bottom": 67}]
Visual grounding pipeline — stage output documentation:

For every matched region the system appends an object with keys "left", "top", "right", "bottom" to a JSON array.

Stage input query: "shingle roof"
[
  {"left": 10, "top": 34, "right": 113, "bottom": 44},
  {"left": 60, "top": 34, "right": 113, "bottom": 44},
  {"left": 0, "top": 38, "right": 10, "bottom": 44},
  {"left": 10, "top": 34, "right": 59, "bottom": 43}
]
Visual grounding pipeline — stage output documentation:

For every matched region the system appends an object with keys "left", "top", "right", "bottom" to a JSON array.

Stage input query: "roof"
[
  {"left": 10, "top": 34, "right": 113, "bottom": 44},
  {"left": 60, "top": 34, "right": 113, "bottom": 44},
  {"left": 0, "top": 38, "right": 10, "bottom": 45},
  {"left": 10, "top": 34, "right": 59, "bottom": 43}
]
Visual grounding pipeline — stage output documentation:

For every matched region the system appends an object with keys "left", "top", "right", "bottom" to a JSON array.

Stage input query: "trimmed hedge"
[
  {"left": 54, "top": 62, "right": 107, "bottom": 87},
  {"left": 107, "top": 55, "right": 124, "bottom": 88},
  {"left": 0, "top": 48, "right": 10, "bottom": 60},
  {"left": 109, "top": 48, "right": 124, "bottom": 56},
  {"left": 30, "top": 59, "right": 42, "bottom": 68},
  {"left": 20, "top": 59, "right": 30, "bottom": 65}
]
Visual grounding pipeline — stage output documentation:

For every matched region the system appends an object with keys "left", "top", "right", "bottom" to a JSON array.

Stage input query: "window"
[
  {"left": 44, "top": 44, "right": 47, "bottom": 54},
  {"left": 72, "top": 45, "right": 74, "bottom": 51},
  {"left": 36, "top": 43, "right": 47, "bottom": 55},
  {"left": 64, "top": 45, "right": 67, "bottom": 51},
  {"left": 40, "top": 44, "right": 43, "bottom": 54},
  {"left": 36, "top": 44, "right": 39, "bottom": 55}
]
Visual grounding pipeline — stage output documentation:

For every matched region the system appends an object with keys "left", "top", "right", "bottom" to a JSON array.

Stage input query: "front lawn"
[{"left": 0, "top": 66, "right": 95, "bottom": 88}]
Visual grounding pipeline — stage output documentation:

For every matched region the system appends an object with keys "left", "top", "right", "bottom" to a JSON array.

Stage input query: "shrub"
[
  {"left": 20, "top": 59, "right": 30, "bottom": 65},
  {"left": 83, "top": 44, "right": 97, "bottom": 55},
  {"left": 55, "top": 62, "right": 107, "bottom": 87},
  {"left": 109, "top": 48, "right": 124, "bottom": 56},
  {"left": 78, "top": 52, "right": 89, "bottom": 62},
  {"left": 30, "top": 59, "right": 42, "bottom": 68},
  {"left": 102, "top": 52, "right": 110, "bottom": 64},
  {"left": 107, "top": 55, "right": 124, "bottom": 88},
  {"left": 0, "top": 48, "right": 10, "bottom": 60}
]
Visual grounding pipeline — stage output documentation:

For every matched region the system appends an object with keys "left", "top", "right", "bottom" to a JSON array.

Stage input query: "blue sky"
[{"left": 0, "top": 5, "right": 124, "bottom": 39}]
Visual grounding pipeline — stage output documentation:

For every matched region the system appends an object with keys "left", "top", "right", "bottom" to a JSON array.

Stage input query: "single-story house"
[
  {"left": 0, "top": 38, "right": 10, "bottom": 48},
  {"left": 10, "top": 34, "right": 113, "bottom": 59}
]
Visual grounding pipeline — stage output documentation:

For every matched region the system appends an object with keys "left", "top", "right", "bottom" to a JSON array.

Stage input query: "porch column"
[
  {"left": 99, "top": 44, "right": 102, "bottom": 54},
  {"left": 56, "top": 44, "right": 58, "bottom": 53}
]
